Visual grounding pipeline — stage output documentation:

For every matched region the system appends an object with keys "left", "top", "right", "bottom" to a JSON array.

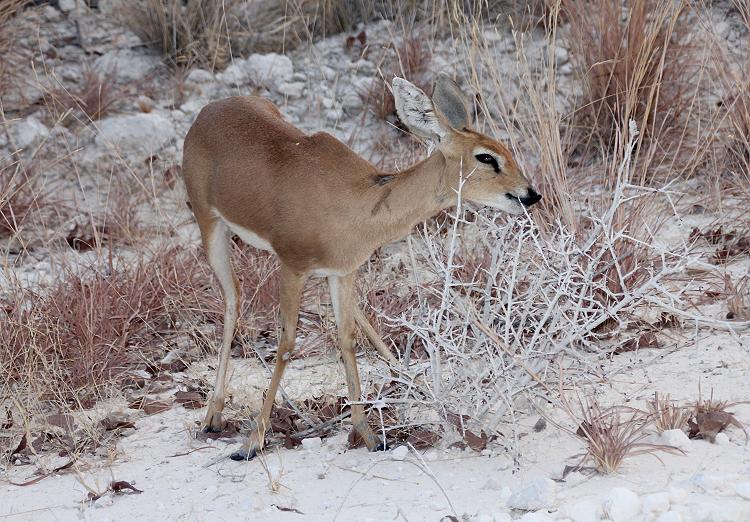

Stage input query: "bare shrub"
[{"left": 647, "top": 392, "right": 690, "bottom": 433}]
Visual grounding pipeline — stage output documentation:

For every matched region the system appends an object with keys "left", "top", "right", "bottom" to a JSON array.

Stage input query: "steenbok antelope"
[{"left": 182, "top": 75, "right": 541, "bottom": 460}]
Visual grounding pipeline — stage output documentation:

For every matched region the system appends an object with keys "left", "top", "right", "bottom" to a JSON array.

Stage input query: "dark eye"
[{"left": 474, "top": 153, "right": 500, "bottom": 172}]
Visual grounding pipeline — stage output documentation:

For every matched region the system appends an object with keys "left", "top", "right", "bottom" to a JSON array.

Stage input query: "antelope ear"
[
  {"left": 392, "top": 77, "right": 447, "bottom": 141},
  {"left": 432, "top": 74, "right": 472, "bottom": 130}
]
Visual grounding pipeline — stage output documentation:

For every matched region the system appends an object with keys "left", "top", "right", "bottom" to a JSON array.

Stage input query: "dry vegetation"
[{"left": 1, "top": 0, "right": 750, "bottom": 473}]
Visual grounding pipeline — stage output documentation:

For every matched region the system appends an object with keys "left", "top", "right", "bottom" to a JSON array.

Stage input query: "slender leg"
[
  {"left": 330, "top": 274, "right": 385, "bottom": 451},
  {"left": 353, "top": 304, "right": 399, "bottom": 367},
  {"left": 231, "top": 264, "right": 306, "bottom": 461},
  {"left": 201, "top": 220, "right": 240, "bottom": 432}
]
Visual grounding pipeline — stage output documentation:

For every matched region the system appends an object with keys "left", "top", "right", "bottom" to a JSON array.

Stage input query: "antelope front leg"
[
  {"left": 230, "top": 265, "right": 306, "bottom": 461},
  {"left": 329, "top": 274, "right": 386, "bottom": 451}
]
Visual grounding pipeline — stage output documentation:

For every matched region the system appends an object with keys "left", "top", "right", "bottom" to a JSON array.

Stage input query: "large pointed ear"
[
  {"left": 432, "top": 74, "right": 472, "bottom": 130},
  {"left": 392, "top": 77, "right": 447, "bottom": 141}
]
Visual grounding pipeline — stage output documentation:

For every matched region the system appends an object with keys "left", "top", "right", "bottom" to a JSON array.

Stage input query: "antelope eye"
[{"left": 474, "top": 153, "right": 500, "bottom": 172}]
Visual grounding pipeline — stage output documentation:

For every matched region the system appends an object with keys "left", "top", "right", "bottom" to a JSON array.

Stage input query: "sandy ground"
[{"left": 3, "top": 330, "right": 750, "bottom": 522}]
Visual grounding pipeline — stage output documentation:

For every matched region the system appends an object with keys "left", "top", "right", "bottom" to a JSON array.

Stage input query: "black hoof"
[
  {"left": 229, "top": 448, "right": 257, "bottom": 461},
  {"left": 202, "top": 425, "right": 222, "bottom": 434},
  {"left": 372, "top": 440, "right": 388, "bottom": 452}
]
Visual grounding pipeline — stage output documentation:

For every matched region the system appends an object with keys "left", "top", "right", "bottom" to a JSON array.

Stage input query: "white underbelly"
[{"left": 213, "top": 209, "right": 276, "bottom": 254}]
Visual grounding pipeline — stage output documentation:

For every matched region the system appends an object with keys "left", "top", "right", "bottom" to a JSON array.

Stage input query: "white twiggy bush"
[{"left": 378, "top": 121, "right": 699, "bottom": 439}]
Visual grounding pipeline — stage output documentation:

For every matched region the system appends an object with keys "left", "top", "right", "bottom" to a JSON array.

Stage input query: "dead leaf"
[
  {"left": 111, "top": 480, "right": 143, "bottom": 495},
  {"left": 615, "top": 332, "right": 659, "bottom": 354},
  {"left": 405, "top": 429, "right": 441, "bottom": 449},
  {"left": 100, "top": 414, "right": 136, "bottom": 431},
  {"left": 174, "top": 391, "right": 203, "bottom": 409},
  {"left": 272, "top": 504, "right": 303, "bottom": 515},
  {"left": 464, "top": 430, "right": 488, "bottom": 452}
]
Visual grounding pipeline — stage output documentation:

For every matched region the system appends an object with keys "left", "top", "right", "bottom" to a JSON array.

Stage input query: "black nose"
[{"left": 506, "top": 189, "right": 542, "bottom": 207}]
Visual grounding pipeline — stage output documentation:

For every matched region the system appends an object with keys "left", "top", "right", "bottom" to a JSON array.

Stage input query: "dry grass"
[
  {"left": 689, "top": 390, "right": 749, "bottom": 443},
  {"left": 44, "top": 68, "right": 123, "bottom": 127},
  {"left": 0, "top": 0, "right": 27, "bottom": 94},
  {"left": 647, "top": 392, "right": 690, "bottom": 433},
  {"left": 0, "top": 161, "right": 45, "bottom": 239},
  {"left": 114, "top": 0, "right": 239, "bottom": 70},
  {"left": 562, "top": 0, "right": 695, "bottom": 168},
  {"left": 366, "top": 33, "right": 433, "bottom": 124},
  {"left": 565, "top": 396, "right": 683, "bottom": 474}
]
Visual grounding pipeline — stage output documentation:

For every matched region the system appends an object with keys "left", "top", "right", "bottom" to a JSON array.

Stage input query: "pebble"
[
  {"left": 660, "top": 429, "right": 690, "bottom": 451},
  {"left": 602, "top": 487, "right": 641, "bottom": 522},
  {"left": 301, "top": 437, "right": 322, "bottom": 450},
  {"left": 560, "top": 500, "right": 599, "bottom": 522},
  {"left": 519, "top": 512, "right": 555, "bottom": 522},
  {"left": 715, "top": 432, "right": 730, "bottom": 445},
  {"left": 507, "top": 478, "right": 557, "bottom": 511},
  {"left": 391, "top": 445, "right": 409, "bottom": 460},
  {"left": 642, "top": 492, "right": 670, "bottom": 515},
  {"left": 656, "top": 512, "right": 683, "bottom": 522},
  {"left": 735, "top": 482, "right": 750, "bottom": 500}
]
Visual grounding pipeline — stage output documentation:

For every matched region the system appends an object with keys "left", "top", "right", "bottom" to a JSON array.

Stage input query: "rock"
[
  {"left": 659, "top": 429, "right": 690, "bottom": 451},
  {"left": 218, "top": 62, "right": 247, "bottom": 85},
  {"left": 506, "top": 478, "right": 557, "bottom": 511},
  {"left": 186, "top": 69, "right": 215, "bottom": 84},
  {"left": 247, "top": 53, "right": 293, "bottom": 88},
  {"left": 560, "top": 500, "right": 599, "bottom": 522},
  {"left": 94, "top": 49, "right": 161, "bottom": 83},
  {"left": 58, "top": 0, "right": 77, "bottom": 12},
  {"left": 391, "top": 445, "right": 409, "bottom": 461},
  {"left": 642, "top": 492, "right": 670, "bottom": 515},
  {"left": 301, "top": 437, "right": 322, "bottom": 450},
  {"left": 736, "top": 482, "right": 750, "bottom": 500},
  {"left": 601, "top": 487, "right": 641, "bottom": 522},
  {"left": 325, "top": 108, "right": 344, "bottom": 121},
  {"left": 13, "top": 116, "right": 49, "bottom": 151},
  {"left": 341, "top": 92, "right": 363, "bottom": 111},
  {"left": 95, "top": 113, "right": 175, "bottom": 160},
  {"left": 555, "top": 46, "right": 569, "bottom": 64},
  {"left": 519, "top": 512, "right": 555, "bottom": 522},
  {"left": 656, "top": 513, "right": 682, "bottom": 522},
  {"left": 491, "top": 513, "right": 512, "bottom": 522},
  {"left": 714, "top": 432, "right": 730, "bottom": 445},
  {"left": 482, "top": 478, "right": 503, "bottom": 491},
  {"left": 277, "top": 82, "right": 305, "bottom": 98}
]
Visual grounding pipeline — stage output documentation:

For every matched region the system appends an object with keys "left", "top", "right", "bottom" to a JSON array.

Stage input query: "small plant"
[
  {"left": 647, "top": 392, "right": 690, "bottom": 433},
  {"left": 563, "top": 396, "right": 682, "bottom": 474},
  {"left": 688, "top": 390, "right": 748, "bottom": 443}
]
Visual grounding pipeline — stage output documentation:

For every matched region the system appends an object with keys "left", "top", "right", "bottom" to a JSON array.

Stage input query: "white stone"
[
  {"left": 218, "top": 62, "right": 248, "bottom": 85},
  {"left": 277, "top": 82, "right": 305, "bottom": 98},
  {"left": 58, "top": 0, "right": 77, "bottom": 12},
  {"left": 180, "top": 99, "right": 206, "bottom": 116},
  {"left": 601, "top": 487, "right": 641, "bottom": 522},
  {"left": 642, "top": 492, "right": 670, "bottom": 515},
  {"left": 301, "top": 437, "right": 322, "bottom": 450},
  {"left": 656, "top": 513, "right": 682, "bottom": 522},
  {"left": 341, "top": 92, "right": 363, "bottom": 110},
  {"left": 482, "top": 478, "right": 503, "bottom": 491},
  {"left": 555, "top": 46, "right": 569, "bottom": 64},
  {"left": 560, "top": 500, "right": 599, "bottom": 522},
  {"left": 247, "top": 53, "right": 293, "bottom": 88},
  {"left": 94, "top": 49, "right": 161, "bottom": 83},
  {"left": 506, "top": 478, "right": 557, "bottom": 511},
  {"left": 491, "top": 513, "right": 512, "bottom": 522},
  {"left": 186, "top": 69, "right": 214, "bottom": 84},
  {"left": 659, "top": 429, "right": 690, "bottom": 451},
  {"left": 715, "top": 432, "right": 730, "bottom": 445},
  {"left": 735, "top": 482, "right": 750, "bottom": 500},
  {"left": 391, "top": 445, "right": 409, "bottom": 460},
  {"left": 13, "top": 116, "right": 49, "bottom": 150},
  {"left": 95, "top": 113, "right": 175, "bottom": 159},
  {"left": 519, "top": 512, "right": 555, "bottom": 522}
]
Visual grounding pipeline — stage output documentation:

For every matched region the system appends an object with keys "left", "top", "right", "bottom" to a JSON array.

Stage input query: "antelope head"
[{"left": 392, "top": 75, "right": 541, "bottom": 215}]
